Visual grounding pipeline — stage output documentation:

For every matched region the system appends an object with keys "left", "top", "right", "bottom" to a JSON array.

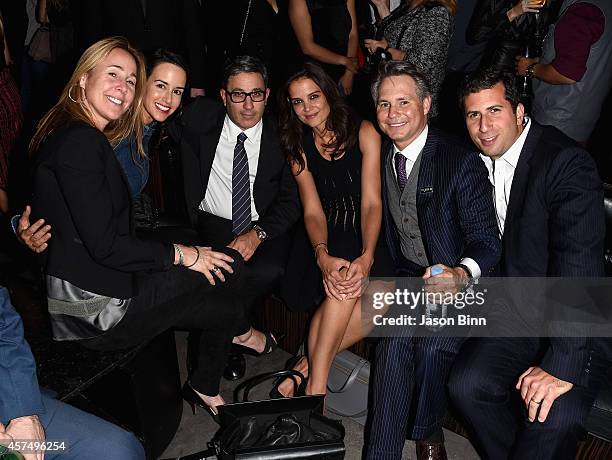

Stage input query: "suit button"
[
  {"left": 417, "top": 252, "right": 423, "bottom": 257},
  {"left": 401, "top": 200, "right": 406, "bottom": 206},
  {"left": 403, "top": 217, "right": 408, "bottom": 222}
]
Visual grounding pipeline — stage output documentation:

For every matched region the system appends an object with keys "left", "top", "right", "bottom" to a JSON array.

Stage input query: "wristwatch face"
[{"left": 254, "top": 226, "right": 267, "bottom": 241}]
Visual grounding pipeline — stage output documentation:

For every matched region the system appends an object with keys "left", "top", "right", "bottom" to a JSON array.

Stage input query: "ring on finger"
[
  {"left": 531, "top": 399, "right": 543, "bottom": 405},
  {"left": 212, "top": 266, "right": 221, "bottom": 274}
]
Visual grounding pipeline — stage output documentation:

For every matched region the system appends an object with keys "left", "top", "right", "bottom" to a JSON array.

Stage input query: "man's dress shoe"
[
  {"left": 223, "top": 350, "right": 246, "bottom": 381},
  {"left": 415, "top": 440, "right": 448, "bottom": 460}
]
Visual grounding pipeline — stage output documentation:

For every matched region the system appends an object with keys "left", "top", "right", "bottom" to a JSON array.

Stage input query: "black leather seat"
[{"left": 585, "top": 183, "right": 612, "bottom": 443}]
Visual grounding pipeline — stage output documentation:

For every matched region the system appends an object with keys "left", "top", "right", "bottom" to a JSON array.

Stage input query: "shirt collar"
[
  {"left": 501, "top": 117, "right": 531, "bottom": 169},
  {"left": 143, "top": 122, "right": 157, "bottom": 139},
  {"left": 224, "top": 115, "right": 263, "bottom": 146},
  {"left": 394, "top": 125, "right": 428, "bottom": 162},
  {"left": 479, "top": 117, "right": 531, "bottom": 172}
]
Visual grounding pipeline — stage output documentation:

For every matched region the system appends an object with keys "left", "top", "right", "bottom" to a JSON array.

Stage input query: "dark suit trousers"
[
  {"left": 448, "top": 337, "right": 608, "bottom": 460},
  {"left": 366, "top": 335, "right": 464, "bottom": 459},
  {"left": 197, "top": 211, "right": 291, "bottom": 331},
  {"left": 81, "top": 256, "right": 244, "bottom": 396}
]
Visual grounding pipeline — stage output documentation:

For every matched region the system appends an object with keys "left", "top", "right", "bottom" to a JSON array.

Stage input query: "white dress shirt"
[
  {"left": 200, "top": 115, "right": 262, "bottom": 221},
  {"left": 480, "top": 118, "right": 531, "bottom": 235},
  {"left": 392, "top": 125, "right": 481, "bottom": 279},
  {"left": 392, "top": 125, "right": 428, "bottom": 179}
]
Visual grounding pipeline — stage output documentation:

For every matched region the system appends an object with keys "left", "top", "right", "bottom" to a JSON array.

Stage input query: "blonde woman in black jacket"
[{"left": 30, "top": 37, "right": 243, "bottom": 419}]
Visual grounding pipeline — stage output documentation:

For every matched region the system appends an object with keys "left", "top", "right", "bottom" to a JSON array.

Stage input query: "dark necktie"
[
  {"left": 232, "top": 132, "right": 252, "bottom": 236},
  {"left": 394, "top": 152, "right": 408, "bottom": 192}
]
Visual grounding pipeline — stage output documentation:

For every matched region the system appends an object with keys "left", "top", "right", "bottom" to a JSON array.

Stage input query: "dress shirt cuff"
[{"left": 459, "top": 257, "right": 481, "bottom": 279}]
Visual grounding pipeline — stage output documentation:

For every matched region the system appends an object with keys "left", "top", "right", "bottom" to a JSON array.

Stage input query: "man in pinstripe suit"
[
  {"left": 448, "top": 69, "right": 609, "bottom": 460},
  {"left": 365, "top": 61, "right": 501, "bottom": 460}
]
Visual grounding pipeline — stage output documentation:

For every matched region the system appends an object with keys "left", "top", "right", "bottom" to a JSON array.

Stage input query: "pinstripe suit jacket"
[
  {"left": 382, "top": 126, "right": 501, "bottom": 276},
  {"left": 499, "top": 122, "right": 609, "bottom": 386}
]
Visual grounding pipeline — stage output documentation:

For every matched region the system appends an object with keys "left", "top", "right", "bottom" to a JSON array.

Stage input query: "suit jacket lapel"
[
  {"left": 198, "top": 114, "right": 225, "bottom": 197},
  {"left": 416, "top": 128, "right": 437, "bottom": 261},
  {"left": 253, "top": 120, "right": 273, "bottom": 214},
  {"left": 504, "top": 123, "right": 541, "bottom": 240}
]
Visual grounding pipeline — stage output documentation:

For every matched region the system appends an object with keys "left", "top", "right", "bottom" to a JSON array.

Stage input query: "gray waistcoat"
[
  {"left": 532, "top": 0, "right": 612, "bottom": 142},
  {"left": 385, "top": 151, "right": 430, "bottom": 267}
]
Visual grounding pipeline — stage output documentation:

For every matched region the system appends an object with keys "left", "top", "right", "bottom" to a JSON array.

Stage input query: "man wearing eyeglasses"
[{"left": 171, "top": 55, "right": 300, "bottom": 377}]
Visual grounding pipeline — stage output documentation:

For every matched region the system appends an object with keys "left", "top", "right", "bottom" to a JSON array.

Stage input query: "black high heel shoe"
[
  {"left": 269, "top": 356, "right": 308, "bottom": 399},
  {"left": 232, "top": 331, "right": 285, "bottom": 357},
  {"left": 270, "top": 375, "right": 307, "bottom": 399},
  {"left": 181, "top": 383, "right": 221, "bottom": 425}
]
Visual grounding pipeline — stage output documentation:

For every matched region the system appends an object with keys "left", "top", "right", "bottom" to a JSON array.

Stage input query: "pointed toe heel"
[{"left": 181, "top": 383, "right": 221, "bottom": 424}]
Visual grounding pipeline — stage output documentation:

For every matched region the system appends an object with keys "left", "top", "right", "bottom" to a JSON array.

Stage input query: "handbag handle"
[
  {"left": 327, "top": 358, "right": 368, "bottom": 393},
  {"left": 233, "top": 369, "right": 306, "bottom": 402}
]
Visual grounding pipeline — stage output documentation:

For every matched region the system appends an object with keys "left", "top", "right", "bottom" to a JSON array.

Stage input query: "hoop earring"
[{"left": 68, "top": 86, "right": 78, "bottom": 103}]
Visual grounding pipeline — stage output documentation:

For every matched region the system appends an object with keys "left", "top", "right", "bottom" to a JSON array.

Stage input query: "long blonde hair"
[
  {"left": 29, "top": 36, "right": 147, "bottom": 155},
  {"left": 409, "top": 0, "right": 457, "bottom": 15}
]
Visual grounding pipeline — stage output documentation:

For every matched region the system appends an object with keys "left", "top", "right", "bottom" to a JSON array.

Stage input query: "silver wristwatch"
[{"left": 252, "top": 225, "right": 268, "bottom": 242}]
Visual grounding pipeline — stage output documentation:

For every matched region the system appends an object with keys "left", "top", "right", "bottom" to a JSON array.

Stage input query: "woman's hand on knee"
[
  {"left": 176, "top": 244, "right": 235, "bottom": 285},
  {"left": 338, "top": 254, "right": 373, "bottom": 299},
  {"left": 317, "top": 252, "right": 350, "bottom": 301}
]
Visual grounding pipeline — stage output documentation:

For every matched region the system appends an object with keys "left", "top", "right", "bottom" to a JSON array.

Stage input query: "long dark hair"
[
  {"left": 145, "top": 48, "right": 189, "bottom": 81},
  {"left": 279, "top": 62, "right": 359, "bottom": 174}
]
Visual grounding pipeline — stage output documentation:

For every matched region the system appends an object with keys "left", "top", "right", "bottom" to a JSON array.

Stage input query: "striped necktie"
[
  {"left": 232, "top": 132, "right": 252, "bottom": 236},
  {"left": 394, "top": 151, "right": 408, "bottom": 192}
]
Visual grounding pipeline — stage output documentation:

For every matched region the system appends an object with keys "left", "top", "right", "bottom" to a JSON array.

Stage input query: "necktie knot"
[{"left": 237, "top": 132, "right": 247, "bottom": 144}]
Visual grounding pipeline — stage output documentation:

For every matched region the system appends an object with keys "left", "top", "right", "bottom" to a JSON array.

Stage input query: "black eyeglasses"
[{"left": 227, "top": 89, "right": 266, "bottom": 103}]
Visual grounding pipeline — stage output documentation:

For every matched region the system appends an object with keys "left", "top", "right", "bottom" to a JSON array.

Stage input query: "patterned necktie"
[
  {"left": 232, "top": 132, "right": 252, "bottom": 236},
  {"left": 394, "top": 152, "right": 408, "bottom": 192}
]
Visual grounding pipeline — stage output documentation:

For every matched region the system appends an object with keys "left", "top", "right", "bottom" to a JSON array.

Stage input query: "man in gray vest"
[
  {"left": 516, "top": 0, "right": 612, "bottom": 144},
  {"left": 365, "top": 60, "right": 500, "bottom": 460}
]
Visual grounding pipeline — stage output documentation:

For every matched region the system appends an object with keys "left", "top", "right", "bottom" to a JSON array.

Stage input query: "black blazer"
[
  {"left": 32, "top": 122, "right": 173, "bottom": 299},
  {"left": 70, "top": 0, "right": 205, "bottom": 87},
  {"left": 500, "top": 122, "right": 605, "bottom": 277},
  {"left": 382, "top": 127, "right": 501, "bottom": 276},
  {"left": 499, "top": 122, "right": 608, "bottom": 386},
  {"left": 171, "top": 97, "right": 300, "bottom": 240}
]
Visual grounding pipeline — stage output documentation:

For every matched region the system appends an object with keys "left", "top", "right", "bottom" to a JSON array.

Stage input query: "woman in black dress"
[
  {"left": 289, "top": 0, "right": 359, "bottom": 95},
  {"left": 276, "top": 62, "right": 382, "bottom": 396}
]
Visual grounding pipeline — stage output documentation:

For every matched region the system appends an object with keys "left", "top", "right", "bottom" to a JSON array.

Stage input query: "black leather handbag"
[{"left": 213, "top": 370, "right": 346, "bottom": 459}]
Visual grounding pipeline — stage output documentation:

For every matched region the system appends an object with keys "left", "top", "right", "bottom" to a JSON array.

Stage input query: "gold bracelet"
[{"left": 312, "top": 242, "right": 327, "bottom": 252}]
